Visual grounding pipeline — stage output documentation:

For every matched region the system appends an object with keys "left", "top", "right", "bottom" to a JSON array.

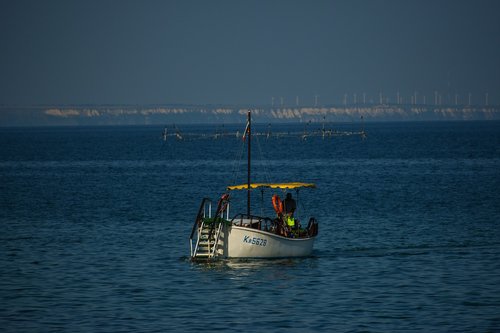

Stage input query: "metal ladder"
[
  {"left": 190, "top": 196, "right": 230, "bottom": 260},
  {"left": 192, "top": 219, "right": 224, "bottom": 259}
]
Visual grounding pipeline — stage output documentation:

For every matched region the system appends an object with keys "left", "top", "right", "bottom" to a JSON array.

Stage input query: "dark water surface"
[{"left": 1, "top": 122, "right": 500, "bottom": 332}]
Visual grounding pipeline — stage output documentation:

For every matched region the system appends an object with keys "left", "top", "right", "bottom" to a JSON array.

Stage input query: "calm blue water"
[{"left": 1, "top": 121, "right": 500, "bottom": 332}]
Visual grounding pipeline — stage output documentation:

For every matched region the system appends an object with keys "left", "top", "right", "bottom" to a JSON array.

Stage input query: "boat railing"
[
  {"left": 190, "top": 197, "right": 212, "bottom": 241},
  {"left": 306, "top": 217, "right": 319, "bottom": 237},
  {"left": 206, "top": 195, "right": 231, "bottom": 242},
  {"left": 231, "top": 213, "right": 319, "bottom": 238},
  {"left": 230, "top": 213, "right": 274, "bottom": 231}
]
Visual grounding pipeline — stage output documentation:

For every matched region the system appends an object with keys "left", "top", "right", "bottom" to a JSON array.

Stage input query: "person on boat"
[{"left": 283, "top": 193, "right": 297, "bottom": 229}]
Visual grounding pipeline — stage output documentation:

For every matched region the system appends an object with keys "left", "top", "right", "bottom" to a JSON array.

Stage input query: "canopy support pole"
[
  {"left": 247, "top": 110, "right": 251, "bottom": 217},
  {"left": 296, "top": 189, "right": 299, "bottom": 218},
  {"left": 260, "top": 188, "right": 264, "bottom": 216}
]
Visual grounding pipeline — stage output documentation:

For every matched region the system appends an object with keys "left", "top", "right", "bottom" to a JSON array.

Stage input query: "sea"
[{"left": 1, "top": 121, "right": 500, "bottom": 332}]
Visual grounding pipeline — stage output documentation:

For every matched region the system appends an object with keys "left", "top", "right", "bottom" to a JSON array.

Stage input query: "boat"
[{"left": 189, "top": 111, "right": 319, "bottom": 260}]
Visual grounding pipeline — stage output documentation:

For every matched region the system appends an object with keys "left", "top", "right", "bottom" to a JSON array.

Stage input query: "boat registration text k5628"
[{"left": 243, "top": 235, "right": 267, "bottom": 246}]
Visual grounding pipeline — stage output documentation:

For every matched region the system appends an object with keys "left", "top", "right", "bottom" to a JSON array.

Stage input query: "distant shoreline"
[{"left": 1, "top": 103, "right": 499, "bottom": 127}]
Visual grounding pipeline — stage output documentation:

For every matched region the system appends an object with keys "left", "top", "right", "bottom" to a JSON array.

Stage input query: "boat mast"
[{"left": 247, "top": 110, "right": 251, "bottom": 216}]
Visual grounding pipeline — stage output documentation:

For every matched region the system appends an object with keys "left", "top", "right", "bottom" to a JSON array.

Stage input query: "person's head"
[{"left": 286, "top": 193, "right": 292, "bottom": 199}]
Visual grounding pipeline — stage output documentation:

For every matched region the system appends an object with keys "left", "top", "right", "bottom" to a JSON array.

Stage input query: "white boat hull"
[{"left": 223, "top": 225, "right": 315, "bottom": 258}]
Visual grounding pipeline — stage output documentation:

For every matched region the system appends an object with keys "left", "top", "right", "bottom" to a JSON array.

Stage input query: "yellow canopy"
[{"left": 227, "top": 182, "right": 316, "bottom": 190}]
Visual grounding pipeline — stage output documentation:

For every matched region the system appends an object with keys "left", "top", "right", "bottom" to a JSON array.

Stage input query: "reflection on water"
[
  {"left": 191, "top": 257, "right": 306, "bottom": 273},
  {"left": 190, "top": 257, "right": 321, "bottom": 289}
]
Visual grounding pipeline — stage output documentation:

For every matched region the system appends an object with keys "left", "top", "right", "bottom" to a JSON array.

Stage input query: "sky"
[{"left": 1, "top": 0, "right": 499, "bottom": 107}]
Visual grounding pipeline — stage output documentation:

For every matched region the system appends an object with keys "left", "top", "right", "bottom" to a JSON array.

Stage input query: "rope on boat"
[
  {"left": 255, "top": 134, "right": 272, "bottom": 185},
  {"left": 229, "top": 135, "right": 247, "bottom": 188}
]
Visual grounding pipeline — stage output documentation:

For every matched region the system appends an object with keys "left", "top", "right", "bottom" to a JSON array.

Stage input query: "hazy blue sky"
[{"left": 1, "top": 0, "right": 499, "bottom": 106}]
